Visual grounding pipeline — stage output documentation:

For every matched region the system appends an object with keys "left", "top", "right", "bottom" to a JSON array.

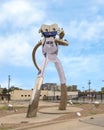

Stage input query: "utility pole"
[
  {"left": 8, "top": 75, "right": 11, "bottom": 102},
  {"left": 101, "top": 80, "right": 104, "bottom": 101},
  {"left": 88, "top": 80, "right": 91, "bottom": 100},
  {"left": 53, "top": 86, "right": 55, "bottom": 100},
  {"left": 82, "top": 86, "right": 84, "bottom": 102}
]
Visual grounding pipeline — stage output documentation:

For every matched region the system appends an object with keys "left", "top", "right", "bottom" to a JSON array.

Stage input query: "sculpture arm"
[
  {"left": 32, "top": 41, "right": 42, "bottom": 71},
  {"left": 55, "top": 38, "right": 69, "bottom": 46}
]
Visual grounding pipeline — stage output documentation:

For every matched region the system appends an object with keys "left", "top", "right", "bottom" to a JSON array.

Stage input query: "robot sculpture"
[{"left": 27, "top": 24, "right": 69, "bottom": 117}]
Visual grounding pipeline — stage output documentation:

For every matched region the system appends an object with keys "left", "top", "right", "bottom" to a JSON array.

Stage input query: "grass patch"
[
  {"left": 0, "top": 106, "right": 7, "bottom": 111},
  {"left": 0, "top": 128, "right": 9, "bottom": 130},
  {"left": 90, "top": 111, "right": 97, "bottom": 115},
  {"left": 0, "top": 105, "right": 27, "bottom": 111}
]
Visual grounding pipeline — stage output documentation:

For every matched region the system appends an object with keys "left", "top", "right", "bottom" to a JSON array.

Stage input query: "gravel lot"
[{"left": 0, "top": 100, "right": 104, "bottom": 130}]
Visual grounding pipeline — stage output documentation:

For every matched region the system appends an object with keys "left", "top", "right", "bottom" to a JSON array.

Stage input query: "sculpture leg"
[
  {"left": 59, "top": 83, "right": 67, "bottom": 110},
  {"left": 27, "top": 58, "right": 48, "bottom": 118},
  {"left": 38, "top": 57, "right": 48, "bottom": 77},
  {"left": 54, "top": 58, "right": 66, "bottom": 84},
  {"left": 54, "top": 58, "right": 67, "bottom": 110},
  {"left": 26, "top": 77, "right": 43, "bottom": 117}
]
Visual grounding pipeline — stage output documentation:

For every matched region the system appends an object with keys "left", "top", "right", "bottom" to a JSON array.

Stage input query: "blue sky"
[{"left": 0, "top": 0, "right": 104, "bottom": 91}]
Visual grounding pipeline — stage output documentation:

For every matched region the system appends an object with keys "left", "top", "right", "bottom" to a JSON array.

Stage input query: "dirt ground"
[{"left": 0, "top": 101, "right": 104, "bottom": 130}]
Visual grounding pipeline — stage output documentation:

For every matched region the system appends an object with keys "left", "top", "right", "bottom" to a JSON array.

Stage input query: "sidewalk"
[
  {"left": 14, "top": 114, "right": 104, "bottom": 130},
  {"left": 80, "top": 114, "right": 104, "bottom": 127},
  {"left": 13, "top": 113, "right": 104, "bottom": 130}
]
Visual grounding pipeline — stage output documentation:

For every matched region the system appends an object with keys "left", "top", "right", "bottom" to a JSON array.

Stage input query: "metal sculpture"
[{"left": 27, "top": 24, "right": 69, "bottom": 117}]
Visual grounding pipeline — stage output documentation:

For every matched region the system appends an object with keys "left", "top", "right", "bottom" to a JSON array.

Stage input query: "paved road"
[
  {"left": 13, "top": 114, "right": 104, "bottom": 130},
  {"left": 20, "top": 118, "right": 104, "bottom": 130}
]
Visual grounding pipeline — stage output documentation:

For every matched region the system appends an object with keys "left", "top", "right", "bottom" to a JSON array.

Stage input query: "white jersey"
[{"left": 42, "top": 37, "right": 58, "bottom": 57}]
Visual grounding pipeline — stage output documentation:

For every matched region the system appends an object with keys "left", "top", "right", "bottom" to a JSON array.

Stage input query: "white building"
[{"left": 10, "top": 89, "right": 78, "bottom": 101}]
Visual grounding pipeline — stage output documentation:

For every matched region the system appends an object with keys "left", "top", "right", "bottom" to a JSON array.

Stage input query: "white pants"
[{"left": 38, "top": 54, "right": 66, "bottom": 84}]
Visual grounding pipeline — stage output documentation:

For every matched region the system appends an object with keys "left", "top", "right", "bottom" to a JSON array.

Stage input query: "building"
[
  {"left": 41, "top": 83, "right": 59, "bottom": 91},
  {"left": 0, "top": 83, "right": 78, "bottom": 101},
  {"left": 10, "top": 89, "right": 78, "bottom": 101},
  {"left": 67, "top": 85, "right": 77, "bottom": 91},
  {"left": 10, "top": 90, "right": 32, "bottom": 100}
]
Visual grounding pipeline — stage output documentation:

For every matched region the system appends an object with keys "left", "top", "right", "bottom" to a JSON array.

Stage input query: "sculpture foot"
[{"left": 59, "top": 83, "right": 67, "bottom": 110}]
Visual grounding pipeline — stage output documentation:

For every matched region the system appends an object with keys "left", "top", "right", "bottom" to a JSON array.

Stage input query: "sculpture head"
[{"left": 39, "top": 23, "right": 65, "bottom": 39}]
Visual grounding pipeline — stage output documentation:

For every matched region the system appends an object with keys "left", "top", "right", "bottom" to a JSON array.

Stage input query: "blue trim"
[{"left": 42, "top": 31, "right": 57, "bottom": 37}]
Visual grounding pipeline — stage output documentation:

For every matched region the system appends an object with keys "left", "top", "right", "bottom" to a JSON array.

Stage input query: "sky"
[{"left": 0, "top": 0, "right": 104, "bottom": 91}]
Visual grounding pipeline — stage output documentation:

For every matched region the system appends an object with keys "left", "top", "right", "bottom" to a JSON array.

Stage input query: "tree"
[
  {"left": 101, "top": 87, "right": 104, "bottom": 91},
  {"left": 9, "top": 86, "right": 22, "bottom": 92},
  {"left": 2, "top": 88, "right": 8, "bottom": 94}
]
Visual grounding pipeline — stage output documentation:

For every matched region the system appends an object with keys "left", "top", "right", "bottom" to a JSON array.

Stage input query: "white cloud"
[
  {"left": 0, "top": 0, "right": 46, "bottom": 28},
  {"left": 0, "top": 33, "right": 33, "bottom": 66},
  {"left": 58, "top": 53, "right": 104, "bottom": 80},
  {"left": 67, "top": 17, "right": 104, "bottom": 41},
  {"left": 95, "top": 0, "right": 104, "bottom": 5}
]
